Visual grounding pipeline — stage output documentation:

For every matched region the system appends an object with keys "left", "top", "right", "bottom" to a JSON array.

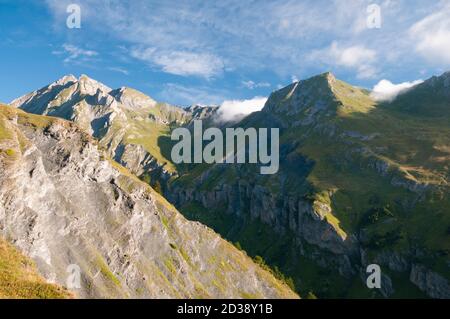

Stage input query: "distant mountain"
[
  {"left": 0, "top": 104, "right": 297, "bottom": 298},
  {"left": 387, "top": 71, "right": 450, "bottom": 118},
  {"left": 11, "top": 74, "right": 190, "bottom": 178}
]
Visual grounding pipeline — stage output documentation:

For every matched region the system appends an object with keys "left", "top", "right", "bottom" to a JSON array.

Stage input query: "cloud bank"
[
  {"left": 215, "top": 96, "right": 267, "bottom": 123},
  {"left": 370, "top": 79, "right": 423, "bottom": 102}
]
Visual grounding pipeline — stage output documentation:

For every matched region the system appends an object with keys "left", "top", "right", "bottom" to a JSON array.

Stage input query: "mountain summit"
[
  {"left": 262, "top": 72, "right": 375, "bottom": 128},
  {"left": 11, "top": 75, "right": 192, "bottom": 177}
]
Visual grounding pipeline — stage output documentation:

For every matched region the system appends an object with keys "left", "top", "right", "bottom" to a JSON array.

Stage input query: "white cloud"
[
  {"left": 43, "top": 1, "right": 396, "bottom": 78},
  {"left": 309, "top": 41, "right": 378, "bottom": 79},
  {"left": 410, "top": 5, "right": 450, "bottom": 65},
  {"left": 53, "top": 44, "right": 98, "bottom": 63},
  {"left": 44, "top": 1, "right": 449, "bottom": 91},
  {"left": 370, "top": 79, "right": 423, "bottom": 102},
  {"left": 131, "top": 48, "right": 224, "bottom": 78},
  {"left": 108, "top": 67, "right": 129, "bottom": 75},
  {"left": 215, "top": 96, "right": 267, "bottom": 123},
  {"left": 159, "top": 83, "right": 226, "bottom": 106},
  {"left": 242, "top": 80, "right": 270, "bottom": 89},
  {"left": 291, "top": 75, "right": 299, "bottom": 83},
  {"left": 330, "top": 42, "right": 376, "bottom": 68}
]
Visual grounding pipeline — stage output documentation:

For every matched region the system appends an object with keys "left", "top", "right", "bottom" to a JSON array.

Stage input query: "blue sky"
[{"left": 1, "top": 0, "right": 450, "bottom": 107}]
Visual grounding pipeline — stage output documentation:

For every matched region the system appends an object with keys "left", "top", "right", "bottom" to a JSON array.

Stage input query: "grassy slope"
[
  {"left": 290, "top": 82, "right": 449, "bottom": 286},
  {"left": 0, "top": 238, "right": 72, "bottom": 299}
]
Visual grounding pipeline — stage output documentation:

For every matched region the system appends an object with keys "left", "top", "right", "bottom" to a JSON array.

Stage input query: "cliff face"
[
  {"left": 169, "top": 182, "right": 356, "bottom": 277},
  {"left": 0, "top": 105, "right": 297, "bottom": 299}
]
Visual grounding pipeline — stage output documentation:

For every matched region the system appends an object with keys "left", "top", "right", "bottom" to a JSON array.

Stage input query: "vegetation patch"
[{"left": 0, "top": 238, "right": 72, "bottom": 299}]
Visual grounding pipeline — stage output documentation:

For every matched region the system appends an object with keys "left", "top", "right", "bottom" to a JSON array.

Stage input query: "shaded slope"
[{"left": 386, "top": 71, "right": 450, "bottom": 118}]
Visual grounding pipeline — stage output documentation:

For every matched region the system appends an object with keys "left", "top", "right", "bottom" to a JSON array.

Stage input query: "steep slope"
[
  {"left": 387, "top": 71, "right": 450, "bottom": 118},
  {"left": 0, "top": 104, "right": 298, "bottom": 299},
  {"left": 11, "top": 75, "right": 191, "bottom": 177},
  {"left": 0, "top": 238, "right": 72, "bottom": 299},
  {"left": 169, "top": 72, "right": 450, "bottom": 298}
]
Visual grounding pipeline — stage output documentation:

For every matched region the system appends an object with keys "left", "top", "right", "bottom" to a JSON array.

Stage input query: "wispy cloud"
[
  {"left": 409, "top": 4, "right": 450, "bottom": 65},
  {"left": 44, "top": 0, "right": 450, "bottom": 91},
  {"left": 241, "top": 80, "right": 270, "bottom": 89},
  {"left": 131, "top": 48, "right": 224, "bottom": 78},
  {"left": 52, "top": 44, "right": 98, "bottom": 64},
  {"left": 309, "top": 41, "right": 378, "bottom": 79},
  {"left": 108, "top": 66, "right": 129, "bottom": 75}
]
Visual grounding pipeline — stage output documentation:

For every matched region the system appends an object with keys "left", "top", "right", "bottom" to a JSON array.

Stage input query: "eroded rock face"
[
  {"left": 0, "top": 106, "right": 297, "bottom": 299},
  {"left": 410, "top": 264, "right": 450, "bottom": 299},
  {"left": 169, "top": 182, "right": 357, "bottom": 278}
]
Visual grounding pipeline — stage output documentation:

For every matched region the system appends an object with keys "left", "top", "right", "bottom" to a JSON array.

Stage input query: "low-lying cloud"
[
  {"left": 370, "top": 79, "right": 423, "bottom": 102},
  {"left": 215, "top": 96, "right": 267, "bottom": 123}
]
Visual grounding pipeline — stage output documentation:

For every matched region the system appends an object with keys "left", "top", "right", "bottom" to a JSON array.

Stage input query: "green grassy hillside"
[{"left": 0, "top": 238, "right": 72, "bottom": 299}]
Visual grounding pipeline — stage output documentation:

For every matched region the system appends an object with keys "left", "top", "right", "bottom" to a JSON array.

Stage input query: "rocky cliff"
[{"left": 0, "top": 104, "right": 297, "bottom": 299}]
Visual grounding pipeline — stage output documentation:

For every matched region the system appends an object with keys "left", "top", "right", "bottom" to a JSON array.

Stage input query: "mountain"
[
  {"left": 0, "top": 104, "right": 297, "bottom": 298},
  {"left": 387, "top": 71, "right": 450, "bottom": 118},
  {"left": 169, "top": 72, "right": 450, "bottom": 298},
  {"left": 11, "top": 74, "right": 191, "bottom": 178},
  {"left": 10, "top": 72, "right": 450, "bottom": 299}
]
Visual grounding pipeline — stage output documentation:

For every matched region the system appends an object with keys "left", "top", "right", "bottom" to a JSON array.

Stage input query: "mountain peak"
[
  {"left": 261, "top": 71, "right": 374, "bottom": 126},
  {"left": 53, "top": 74, "right": 77, "bottom": 86},
  {"left": 77, "top": 74, "right": 112, "bottom": 95},
  {"left": 109, "top": 86, "right": 157, "bottom": 109}
]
